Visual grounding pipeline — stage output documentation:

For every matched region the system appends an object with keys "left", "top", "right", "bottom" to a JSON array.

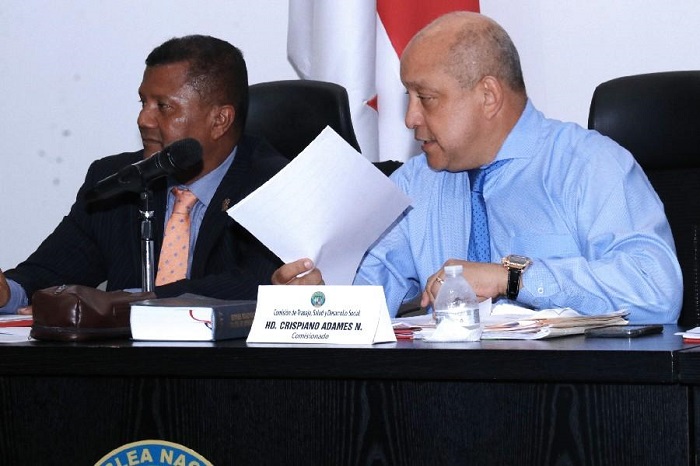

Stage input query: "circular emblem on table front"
[
  {"left": 310, "top": 291, "right": 326, "bottom": 307},
  {"left": 95, "top": 439, "right": 213, "bottom": 466}
]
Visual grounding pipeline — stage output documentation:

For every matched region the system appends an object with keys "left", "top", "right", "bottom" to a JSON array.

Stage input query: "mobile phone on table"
[{"left": 584, "top": 324, "right": 663, "bottom": 338}]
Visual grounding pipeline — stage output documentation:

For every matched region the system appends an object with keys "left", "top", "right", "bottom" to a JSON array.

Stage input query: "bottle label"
[{"left": 434, "top": 305, "right": 480, "bottom": 327}]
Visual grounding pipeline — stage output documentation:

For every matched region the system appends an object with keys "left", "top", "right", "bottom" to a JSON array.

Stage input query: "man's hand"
[
  {"left": 0, "top": 269, "right": 10, "bottom": 308},
  {"left": 272, "top": 258, "right": 324, "bottom": 286},
  {"left": 421, "top": 259, "right": 509, "bottom": 308}
]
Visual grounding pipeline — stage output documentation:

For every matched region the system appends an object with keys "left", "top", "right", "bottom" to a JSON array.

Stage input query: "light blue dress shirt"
[{"left": 354, "top": 100, "right": 682, "bottom": 324}]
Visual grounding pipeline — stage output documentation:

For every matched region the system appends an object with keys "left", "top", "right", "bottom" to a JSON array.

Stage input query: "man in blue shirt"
[
  {"left": 273, "top": 12, "right": 682, "bottom": 324},
  {"left": 0, "top": 35, "right": 288, "bottom": 314}
]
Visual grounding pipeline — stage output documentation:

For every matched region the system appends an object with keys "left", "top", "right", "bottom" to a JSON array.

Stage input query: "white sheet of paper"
[{"left": 228, "top": 126, "right": 411, "bottom": 284}]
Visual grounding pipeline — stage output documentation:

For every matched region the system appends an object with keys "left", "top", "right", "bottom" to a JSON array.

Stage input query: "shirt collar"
[
  {"left": 171, "top": 146, "right": 237, "bottom": 208},
  {"left": 494, "top": 99, "right": 543, "bottom": 162}
]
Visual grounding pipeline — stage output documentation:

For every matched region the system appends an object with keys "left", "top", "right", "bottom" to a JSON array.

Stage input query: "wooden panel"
[{"left": 0, "top": 376, "right": 689, "bottom": 465}]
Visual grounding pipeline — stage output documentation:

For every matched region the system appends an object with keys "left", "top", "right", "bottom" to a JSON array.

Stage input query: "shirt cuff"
[
  {"left": 518, "top": 262, "right": 559, "bottom": 308},
  {"left": 0, "top": 279, "right": 29, "bottom": 315}
]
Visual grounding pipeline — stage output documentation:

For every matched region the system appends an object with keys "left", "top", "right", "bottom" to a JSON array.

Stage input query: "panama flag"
[{"left": 287, "top": 0, "right": 480, "bottom": 162}]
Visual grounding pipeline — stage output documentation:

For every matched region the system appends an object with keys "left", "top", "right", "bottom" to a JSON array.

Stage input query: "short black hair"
[{"left": 146, "top": 35, "right": 249, "bottom": 132}]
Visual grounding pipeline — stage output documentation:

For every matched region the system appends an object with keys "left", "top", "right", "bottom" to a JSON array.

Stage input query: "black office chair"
[
  {"left": 588, "top": 71, "right": 700, "bottom": 326},
  {"left": 246, "top": 79, "right": 402, "bottom": 176}
]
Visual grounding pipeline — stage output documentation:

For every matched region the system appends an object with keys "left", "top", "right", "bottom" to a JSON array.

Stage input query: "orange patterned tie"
[{"left": 155, "top": 187, "right": 198, "bottom": 286}]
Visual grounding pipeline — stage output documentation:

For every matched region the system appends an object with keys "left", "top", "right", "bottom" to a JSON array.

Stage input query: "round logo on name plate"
[
  {"left": 310, "top": 291, "right": 325, "bottom": 307},
  {"left": 95, "top": 439, "right": 213, "bottom": 466}
]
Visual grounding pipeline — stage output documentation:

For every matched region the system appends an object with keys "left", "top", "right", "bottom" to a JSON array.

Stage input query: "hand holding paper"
[{"left": 228, "top": 127, "right": 411, "bottom": 285}]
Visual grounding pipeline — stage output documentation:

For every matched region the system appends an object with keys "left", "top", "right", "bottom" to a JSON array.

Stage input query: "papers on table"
[
  {"left": 0, "top": 327, "right": 31, "bottom": 343},
  {"left": 482, "top": 304, "right": 629, "bottom": 340},
  {"left": 0, "top": 315, "right": 33, "bottom": 327},
  {"left": 675, "top": 327, "right": 700, "bottom": 342},
  {"left": 0, "top": 315, "right": 32, "bottom": 343},
  {"left": 228, "top": 126, "right": 411, "bottom": 285},
  {"left": 392, "top": 302, "right": 629, "bottom": 341}
]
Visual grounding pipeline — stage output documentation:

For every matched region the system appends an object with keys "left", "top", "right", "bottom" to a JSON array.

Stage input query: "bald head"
[
  {"left": 404, "top": 11, "right": 526, "bottom": 95},
  {"left": 400, "top": 11, "right": 527, "bottom": 171}
]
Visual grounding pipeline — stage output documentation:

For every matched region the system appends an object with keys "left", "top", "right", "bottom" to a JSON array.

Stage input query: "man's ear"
[
  {"left": 211, "top": 104, "right": 235, "bottom": 140},
  {"left": 480, "top": 76, "right": 504, "bottom": 120}
]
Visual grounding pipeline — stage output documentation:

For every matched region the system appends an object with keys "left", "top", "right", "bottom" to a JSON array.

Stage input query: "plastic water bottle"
[{"left": 433, "top": 265, "right": 480, "bottom": 328}]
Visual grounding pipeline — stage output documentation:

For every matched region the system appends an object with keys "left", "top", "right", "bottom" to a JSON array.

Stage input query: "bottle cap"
[{"left": 444, "top": 265, "right": 463, "bottom": 276}]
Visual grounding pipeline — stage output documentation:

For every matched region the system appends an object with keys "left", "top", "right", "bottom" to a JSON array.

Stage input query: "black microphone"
[{"left": 86, "top": 138, "right": 203, "bottom": 202}]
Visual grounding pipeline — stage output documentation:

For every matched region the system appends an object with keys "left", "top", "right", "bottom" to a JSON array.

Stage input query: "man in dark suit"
[{"left": 0, "top": 35, "right": 288, "bottom": 313}]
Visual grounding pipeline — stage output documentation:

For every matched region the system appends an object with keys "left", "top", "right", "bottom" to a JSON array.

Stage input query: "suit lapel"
[{"left": 190, "top": 140, "right": 256, "bottom": 276}]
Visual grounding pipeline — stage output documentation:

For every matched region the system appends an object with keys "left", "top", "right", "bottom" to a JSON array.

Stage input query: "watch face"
[{"left": 506, "top": 255, "right": 532, "bottom": 267}]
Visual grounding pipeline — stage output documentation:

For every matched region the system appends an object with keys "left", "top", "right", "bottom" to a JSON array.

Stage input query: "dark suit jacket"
[{"left": 6, "top": 135, "right": 288, "bottom": 302}]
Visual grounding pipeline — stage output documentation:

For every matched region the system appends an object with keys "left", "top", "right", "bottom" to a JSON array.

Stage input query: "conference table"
[{"left": 0, "top": 325, "right": 697, "bottom": 465}]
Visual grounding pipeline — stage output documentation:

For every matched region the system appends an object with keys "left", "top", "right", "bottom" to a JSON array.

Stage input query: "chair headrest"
[
  {"left": 245, "top": 80, "right": 361, "bottom": 160},
  {"left": 588, "top": 71, "right": 700, "bottom": 170}
]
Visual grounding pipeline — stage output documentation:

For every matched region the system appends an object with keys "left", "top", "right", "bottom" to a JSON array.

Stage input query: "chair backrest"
[
  {"left": 245, "top": 79, "right": 402, "bottom": 176},
  {"left": 246, "top": 79, "right": 360, "bottom": 158},
  {"left": 588, "top": 71, "right": 700, "bottom": 326}
]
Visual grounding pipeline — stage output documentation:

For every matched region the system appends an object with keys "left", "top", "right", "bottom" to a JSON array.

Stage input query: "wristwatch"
[{"left": 501, "top": 254, "right": 532, "bottom": 300}]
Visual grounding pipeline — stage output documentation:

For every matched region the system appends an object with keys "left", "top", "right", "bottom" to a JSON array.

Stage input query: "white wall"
[
  {"left": 481, "top": 0, "right": 700, "bottom": 126},
  {"left": 2, "top": 0, "right": 700, "bottom": 269},
  {"left": 0, "top": 0, "right": 297, "bottom": 269}
]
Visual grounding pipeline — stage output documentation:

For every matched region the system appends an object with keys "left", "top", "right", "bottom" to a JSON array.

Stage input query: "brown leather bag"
[{"left": 30, "top": 284, "right": 153, "bottom": 341}]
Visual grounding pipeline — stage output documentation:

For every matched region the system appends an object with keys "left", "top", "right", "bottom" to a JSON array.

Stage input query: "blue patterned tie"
[{"left": 467, "top": 160, "right": 505, "bottom": 262}]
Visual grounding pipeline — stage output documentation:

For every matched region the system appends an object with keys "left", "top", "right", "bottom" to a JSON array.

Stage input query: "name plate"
[{"left": 247, "top": 285, "right": 396, "bottom": 344}]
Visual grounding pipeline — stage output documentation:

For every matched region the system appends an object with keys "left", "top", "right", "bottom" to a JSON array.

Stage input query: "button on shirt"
[{"left": 354, "top": 100, "right": 682, "bottom": 324}]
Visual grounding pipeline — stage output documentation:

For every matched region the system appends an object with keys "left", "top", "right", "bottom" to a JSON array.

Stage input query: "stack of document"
[
  {"left": 481, "top": 307, "right": 629, "bottom": 340},
  {"left": 0, "top": 315, "right": 33, "bottom": 343},
  {"left": 392, "top": 305, "right": 629, "bottom": 341},
  {"left": 675, "top": 327, "right": 700, "bottom": 343},
  {"left": 392, "top": 317, "right": 433, "bottom": 340},
  {"left": 0, "top": 315, "right": 33, "bottom": 327}
]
